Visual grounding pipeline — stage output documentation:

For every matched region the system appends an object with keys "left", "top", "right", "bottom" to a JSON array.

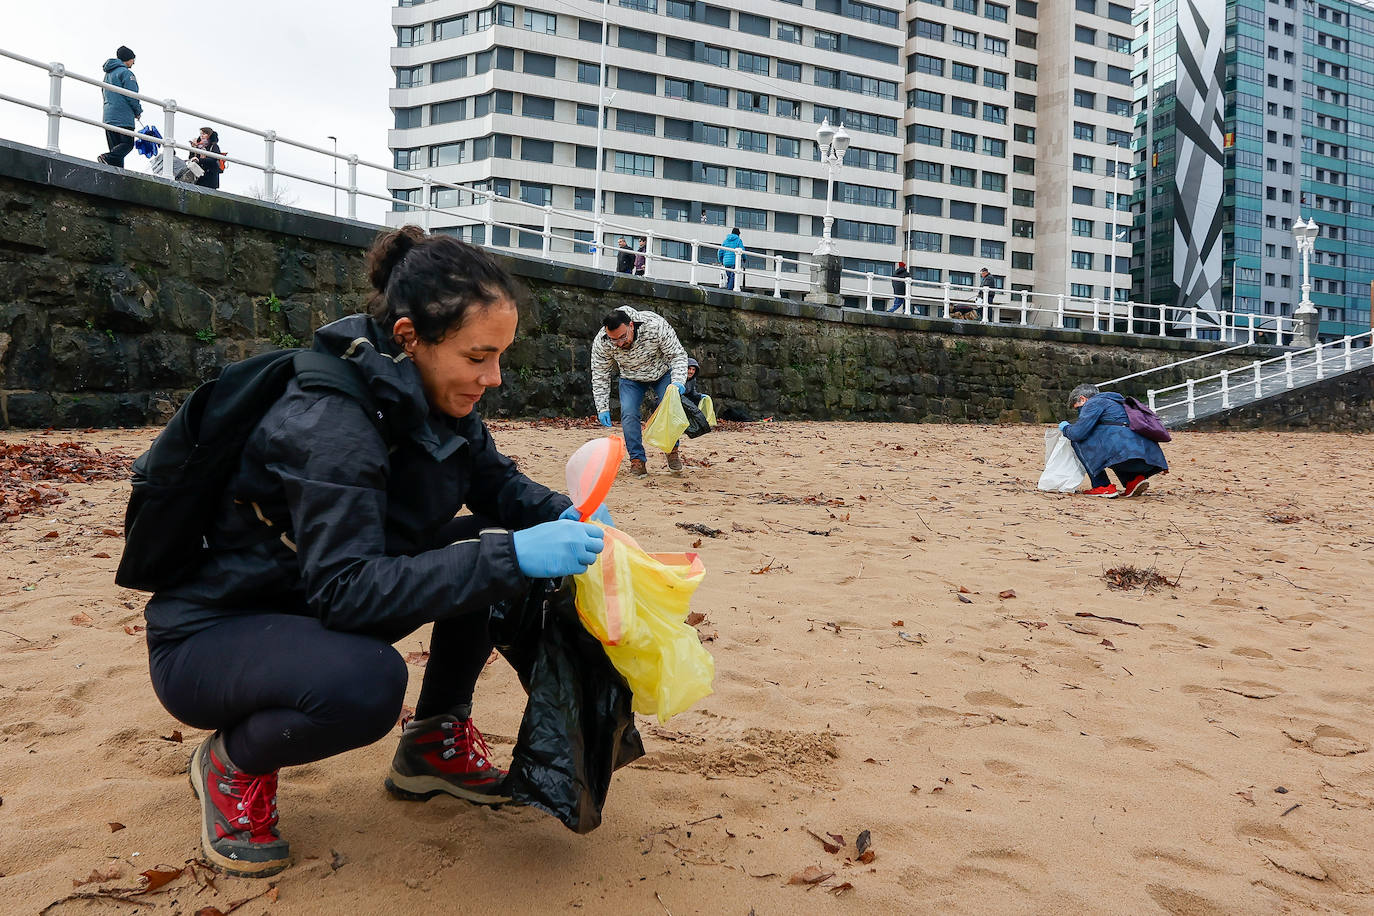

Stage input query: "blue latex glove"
[
  {"left": 597, "top": 410, "right": 612, "bottom": 427},
  {"left": 672, "top": 383, "right": 686, "bottom": 394},
  {"left": 560, "top": 503, "right": 614, "bottom": 527},
  {"left": 1058, "top": 421, "right": 1070, "bottom": 433},
  {"left": 512, "top": 520, "right": 604, "bottom": 579}
]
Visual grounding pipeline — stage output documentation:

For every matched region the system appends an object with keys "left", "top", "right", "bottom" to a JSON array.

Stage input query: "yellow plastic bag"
[
  {"left": 698, "top": 395, "right": 717, "bottom": 427},
  {"left": 643, "top": 386, "right": 689, "bottom": 453},
  {"left": 573, "top": 526, "right": 714, "bottom": 722}
]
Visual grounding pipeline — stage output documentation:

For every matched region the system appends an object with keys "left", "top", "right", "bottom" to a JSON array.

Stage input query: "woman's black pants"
[{"left": 148, "top": 518, "right": 502, "bottom": 774}]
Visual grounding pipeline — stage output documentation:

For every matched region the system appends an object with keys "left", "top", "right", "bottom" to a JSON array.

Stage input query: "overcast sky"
[{"left": 0, "top": 2, "right": 395, "bottom": 223}]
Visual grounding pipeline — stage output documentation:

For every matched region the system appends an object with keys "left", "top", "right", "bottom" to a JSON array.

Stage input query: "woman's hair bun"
[{"left": 367, "top": 224, "right": 426, "bottom": 295}]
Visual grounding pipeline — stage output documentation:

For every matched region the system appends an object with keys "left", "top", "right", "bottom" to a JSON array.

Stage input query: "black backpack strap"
[{"left": 291, "top": 351, "right": 388, "bottom": 438}]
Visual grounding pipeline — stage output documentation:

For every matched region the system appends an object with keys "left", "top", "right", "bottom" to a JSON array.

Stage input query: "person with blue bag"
[
  {"left": 98, "top": 46, "right": 142, "bottom": 168},
  {"left": 1059, "top": 383, "right": 1169, "bottom": 498},
  {"left": 141, "top": 225, "right": 612, "bottom": 877}
]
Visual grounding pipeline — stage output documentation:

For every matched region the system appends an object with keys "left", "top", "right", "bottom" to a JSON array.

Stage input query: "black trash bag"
[
  {"left": 490, "top": 579, "right": 645, "bottom": 833},
  {"left": 682, "top": 399, "right": 712, "bottom": 439}
]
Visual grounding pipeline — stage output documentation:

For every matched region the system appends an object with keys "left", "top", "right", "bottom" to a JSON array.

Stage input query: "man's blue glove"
[
  {"left": 672, "top": 383, "right": 686, "bottom": 394},
  {"left": 512, "top": 520, "right": 604, "bottom": 579},
  {"left": 597, "top": 410, "right": 612, "bottom": 427},
  {"left": 560, "top": 503, "right": 614, "bottom": 527},
  {"left": 1058, "top": 421, "right": 1070, "bottom": 433}
]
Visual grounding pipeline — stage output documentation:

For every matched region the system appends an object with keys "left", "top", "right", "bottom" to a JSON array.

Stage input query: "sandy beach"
[{"left": 2, "top": 421, "right": 1372, "bottom": 915}]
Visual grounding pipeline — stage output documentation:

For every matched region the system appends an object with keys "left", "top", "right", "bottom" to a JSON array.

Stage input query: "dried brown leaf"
[
  {"left": 70, "top": 612, "right": 94, "bottom": 627},
  {"left": 788, "top": 865, "right": 833, "bottom": 885},
  {"left": 108, "top": 822, "right": 125, "bottom": 832},
  {"left": 122, "top": 624, "right": 145, "bottom": 635},
  {"left": 73, "top": 863, "right": 123, "bottom": 886},
  {"left": 998, "top": 589, "right": 1017, "bottom": 599},
  {"left": 891, "top": 619, "right": 904, "bottom": 627},
  {"left": 685, "top": 612, "right": 706, "bottom": 627},
  {"left": 161, "top": 730, "right": 184, "bottom": 743},
  {"left": 855, "top": 829, "right": 872, "bottom": 855},
  {"left": 857, "top": 849, "right": 876, "bottom": 864},
  {"left": 691, "top": 538, "right": 702, "bottom": 548},
  {"left": 92, "top": 552, "right": 111, "bottom": 559},
  {"left": 140, "top": 866, "right": 183, "bottom": 891},
  {"left": 957, "top": 593, "right": 973, "bottom": 604},
  {"left": 1100, "top": 639, "right": 1118, "bottom": 651},
  {"left": 828, "top": 882, "right": 855, "bottom": 896},
  {"left": 42, "top": 530, "right": 59, "bottom": 539},
  {"left": 805, "top": 828, "right": 840, "bottom": 854}
]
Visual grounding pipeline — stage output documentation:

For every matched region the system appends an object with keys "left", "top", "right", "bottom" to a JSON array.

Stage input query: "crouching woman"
[
  {"left": 144, "top": 226, "right": 608, "bottom": 877},
  {"left": 1059, "top": 383, "right": 1168, "bottom": 498}
]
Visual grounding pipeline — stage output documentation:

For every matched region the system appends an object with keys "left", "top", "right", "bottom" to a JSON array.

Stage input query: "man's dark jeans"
[{"left": 103, "top": 129, "right": 135, "bottom": 167}]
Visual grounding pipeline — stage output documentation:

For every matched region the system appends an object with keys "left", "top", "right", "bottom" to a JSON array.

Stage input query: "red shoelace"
[{"left": 228, "top": 770, "right": 280, "bottom": 841}]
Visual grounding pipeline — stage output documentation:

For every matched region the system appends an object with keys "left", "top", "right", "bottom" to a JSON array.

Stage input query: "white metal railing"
[
  {"left": 1096, "top": 343, "right": 1254, "bottom": 389},
  {"left": 1147, "top": 331, "right": 1373, "bottom": 420},
  {"left": 0, "top": 46, "right": 1302, "bottom": 345}
]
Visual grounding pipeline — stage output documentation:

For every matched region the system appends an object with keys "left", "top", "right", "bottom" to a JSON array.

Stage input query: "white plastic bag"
[{"left": 1037, "top": 429, "right": 1087, "bottom": 493}]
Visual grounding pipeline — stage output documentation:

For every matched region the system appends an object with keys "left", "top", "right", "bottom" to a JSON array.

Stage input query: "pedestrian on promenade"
[
  {"left": 591, "top": 306, "right": 690, "bottom": 477},
  {"left": 633, "top": 239, "right": 647, "bottom": 276},
  {"left": 144, "top": 225, "right": 608, "bottom": 877},
  {"left": 190, "top": 127, "right": 223, "bottom": 190},
  {"left": 718, "top": 228, "right": 745, "bottom": 291},
  {"left": 616, "top": 238, "right": 635, "bottom": 274},
  {"left": 888, "top": 261, "right": 909, "bottom": 313},
  {"left": 1059, "top": 383, "right": 1168, "bottom": 498},
  {"left": 98, "top": 46, "right": 142, "bottom": 168}
]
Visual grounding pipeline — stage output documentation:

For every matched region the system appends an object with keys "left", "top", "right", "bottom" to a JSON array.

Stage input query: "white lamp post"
[
  {"left": 1293, "top": 216, "right": 1320, "bottom": 346},
  {"left": 590, "top": 5, "right": 614, "bottom": 270},
  {"left": 812, "top": 119, "right": 850, "bottom": 257}
]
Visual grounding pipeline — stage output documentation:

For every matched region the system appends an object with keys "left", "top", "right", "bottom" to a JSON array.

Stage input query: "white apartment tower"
[{"left": 387, "top": 0, "right": 1134, "bottom": 306}]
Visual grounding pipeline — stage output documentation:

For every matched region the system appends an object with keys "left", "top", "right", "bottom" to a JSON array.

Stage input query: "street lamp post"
[
  {"left": 590, "top": 4, "right": 613, "bottom": 270},
  {"left": 327, "top": 135, "right": 338, "bottom": 217},
  {"left": 812, "top": 118, "right": 850, "bottom": 257},
  {"left": 1293, "top": 216, "right": 1320, "bottom": 347}
]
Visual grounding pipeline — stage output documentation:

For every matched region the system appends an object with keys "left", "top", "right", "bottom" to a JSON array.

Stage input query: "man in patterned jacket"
[{"left": 591, "top": 307, "right": 690, "bottom": 478}]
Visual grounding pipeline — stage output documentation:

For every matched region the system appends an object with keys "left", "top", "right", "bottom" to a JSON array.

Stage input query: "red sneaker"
[
  {"left": 189, "top": 733, "right": 290, "bottom": 877},
  {"left": 1084, "top": 485, "right": 1119, "bottom": 498},
  {"left": 385, "top": 711, "right": 510, "bottom": 806},
  {"left": 1121, "top": 475, "right": 1150, "bottom": 498}
]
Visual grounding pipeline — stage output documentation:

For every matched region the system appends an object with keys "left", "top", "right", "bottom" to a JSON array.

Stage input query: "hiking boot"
[
  {"left": 1084, "top": 485, "right": 1119, "bottom": 498},
  {"left": 629, "top": 458, "right": 648, "bottom": 478},
  {"left": 385, "top": 710, "right": 510, "bottom": 806},
  {"left": 96, "top": 154, "right": 109, "bottom": 165},
  {"left": 189, "top": 732, "right": 291, "bottom": 877},
  {"left": 1121, "top": 475, "right": 1150, "bottom": 498},
  {"left": 666, "top": 446, "right": 684, "bottom": 473}
]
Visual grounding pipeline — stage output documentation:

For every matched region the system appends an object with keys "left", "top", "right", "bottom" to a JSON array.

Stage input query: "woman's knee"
[{"left": 308, "top": 641, "right": 408, "bottom": 737}]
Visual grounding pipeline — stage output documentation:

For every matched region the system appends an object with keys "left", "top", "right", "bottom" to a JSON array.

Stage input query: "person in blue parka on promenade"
[
  {"left": 1059, "top": 383, "right": 1168, "bottom": 499},
  {"left": 99, "top": 46, "right": 143, "bottom": 168}
]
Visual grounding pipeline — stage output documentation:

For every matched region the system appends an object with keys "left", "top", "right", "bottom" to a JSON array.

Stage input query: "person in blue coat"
[
  {"left": 718, "top": 228, "right": 745, "bottom": 291},
  {"left": 99, "top": 46, "right": 143, "bottom": 168},
  {"left": 1059, "top": 383, "right": 1168, "bottom": 498}
]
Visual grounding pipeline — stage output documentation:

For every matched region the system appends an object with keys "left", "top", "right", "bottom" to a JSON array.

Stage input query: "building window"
[
  {"left": 1070, "top": 282, "right": 1093, "bottom": 298},
  {"left": 738, "top": 91, "right": 769, "bottom": 113},
  {"left": 1013, "top": 188, "right": 1034, "bottom": 206},
  {"left": 700, "top": 165, "right": 726, "bottom": 186},
  {"left": 911, "top": 90, "right": 944, "bottom": 111},
  {"left": 985, "top": 1, "right": 1008, "bottom": 20},
  {"left": 1072, "top": 218, "right": 1093, "bottom": 236},
  {"left": 984, "top": 36, "right": 1008, "bottom": 55},
  {"left": 1070, "top": 251, "right": 1093, "bottom": 270},
  {"left": 1075, "top": 58, "right": 1096, "bottom": 77},
  {"left": 701, "top": 45, "right": 729, "bottom": 67},
  {"left": 776, "top": 136, "right": 800, "bottom": 158},
  {"left": 398, "top": 25, "right": 426, "bottom": 47},
  {"left": 909, "top": 160, "right": 944, "bottom": 182},
  {"left": 911, "top": 230, "right": 942, "bottom": 252},
  {"left": 983, "top": 137, "right": 1006, "bottom": 157},
  {"left": 952, "top": 97, "right": 977, "bottom": 118},
  {"left": 521, "top": 139, "right": 554, "bottom": 163},
  {"left": 1107, "top": 33, "right": 1130, "bottom": 53},
  {"left": 578, "top": 62, "right": 602, "bottom": 85},
  {"left": 430, "top": 99, "right": 467, "bottom": 125},
  {"left": 520, "top": 182, "right": 553, "bottom": 206},
  {"left": 913, "top": 19, "right": 944, "bottom": 40},
  {"left": 985, "top": 69, "right": 1007, "bottom": 90},
  {"left": 577, "top": 103, "right": 599, "bottom": 127},
  {"left": 778, "top": 60, "right": 802, "bottom": 81},
  {"left": 777, "top": 98, "right": 801, "bottom": 119},
  {"left": 701, "top": 124, "right": 727, "bottom": 146},
  {"left": 983, "top": 104, "right": 1007, "bottom": 125},
  {"left": 430, "top": 142, "right": 465, "bottom": 167},
  {"left": 912, "top": 125, "right": 943, "bottom": 146},
  {"left": 981, "top": 205, "right": 1005, "bottom": 225},
  {"left": 952, "top": 62, "right": 977, "bottom": 82},
  {"left": 618, "top": 26, "right": 657, "bottom": 52},
  {"left": 1073, "top": 154, "right": 1095, "bottom": 172},
  {"left": 1072, "top": 186, "right": 1094, "bottom": 205},
  {"left": 739, "top": 52, "right": 770, "bottom": 75},
  {"left": 1011, "top": 251, "right": 1033, "bottom": 269},
  {"left": 395, "top": 66, "right": 424, "bottom": 89},
  {"left": 981, "top": 240, "right": 1005, "bottom": 260},
  {"left": 1075, "top": 25, "right": 1096, "bottom": 44},
  {"left": 815, "top": 29, "right": 839, "bottom": 51},
  {"left": 614, "top": 152, "right": 654, "bottom": 176},
  {"left": 615, "top": 109, "right": 655, "bottom": 134},
  {"left": 778, "top": 22, "right": 802, "bottom": 43},
  {"left": 951, "top": 131, "right": 976, "bottom": 152},
  {"left": 951, "top": 166, "right": 976, "bottom": 186},
  {"left": 1105, "top": 97, "right": 1131, "bottom": 116},
  {"left": 701, "top": 85, "right": 728, "bottom": 106},
  {"left": 613, "top": 192, "right": 654, "bottom": 217},
  {"left": 982, "top": 172, "right": 1005, "bottom": 191},
  {"left": 523, "top": 95, "right": 555, "bottom": 120},
  {"left": 912, "top": 54, "right": 944, "bottom": 77},
  {"left": 737, "top": 129, "right": 768, "bottom": 152},
  {"left": 952, "top": 27, "right": 977, "bottom": 49},
  {"left": 665, "top": 78, "right": 691, "bottom": 100},
  {"left": 775, "top": 174, "right": 800, "bottom": 195},
  {"left": 736, "top": 207, "right": 767, "bottom": 231},
  {"left": 523, "top": 10, "right": 556, "bottom": 33}
]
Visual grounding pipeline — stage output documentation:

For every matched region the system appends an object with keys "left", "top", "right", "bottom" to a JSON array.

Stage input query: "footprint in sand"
[
  {"left": 1115, "top": 736, "right": 1158, "bottom": 752},
  {"left": 1146, "top": 883, "right": 1234, "bottom": 914},
  {"left": 1281, "top": 724, "right": 1369, "bottom": 757},
  {"left": 982, "top": 758, "right": 1023, "bottom": 776},
  {"left": 964, "top": 690, "right": 1025, "bottom": 708},
  {"left": 1237, "top": 821, "right": 1329, "bottom": 881},
  {"left": 1217, "top": 680, "right": 1282, "bottom": 700},
  {"left": 1230, "top": 647, "right": 1273, "bottom": 659}
]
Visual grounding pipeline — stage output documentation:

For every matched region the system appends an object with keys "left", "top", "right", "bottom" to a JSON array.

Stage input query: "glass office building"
[{"left": 1133, "top": 0, "right": 1373, "bottom": 339}]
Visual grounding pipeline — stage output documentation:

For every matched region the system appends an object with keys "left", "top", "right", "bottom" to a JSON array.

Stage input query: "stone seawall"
[{"left": 1, "top": 139, "right": 1275, "bottom": 429}]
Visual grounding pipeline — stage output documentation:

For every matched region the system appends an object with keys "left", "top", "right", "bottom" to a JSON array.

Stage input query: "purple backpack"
[{"left": 1121, "top": 396, "right": 1172, "bottom": 442}]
